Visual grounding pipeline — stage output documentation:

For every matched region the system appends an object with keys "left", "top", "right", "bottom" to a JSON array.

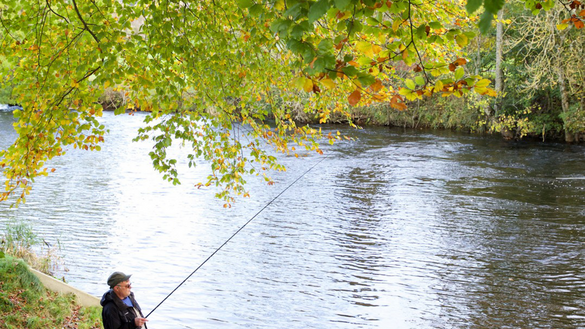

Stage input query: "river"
[{"left": 1, "top": 110, "right": 584, "bottom": 328}]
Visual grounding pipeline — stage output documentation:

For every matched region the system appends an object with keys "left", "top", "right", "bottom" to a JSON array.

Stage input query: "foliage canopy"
[{"left": 0, "top": 0, "right": 581, "bottom": 205}]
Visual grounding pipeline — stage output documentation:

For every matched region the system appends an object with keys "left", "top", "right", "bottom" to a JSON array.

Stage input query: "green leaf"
[
  {"left": 478, "top": 11, "right": 494, "bottom": 34},
  {"left": 114, "top": 106, "right": 126, "bottom": 115},
  {"left": 357, "top": 73, "right": 376, "bottom": 87},
  {"left": 269, "top": 19, "right": 286, "bottom": 33},
  {"left": 415, "top": 75, "right": 425, "bottom": 86},
  {"left": 249, "top": 4, "right": 264, "bottom": 16},
  {"left": 466, "top": 0, "right": 483, "bottom": 14},
  {"left": 302, "top": 48, "right": 316, "bottom": 63},
  {"left": 291, "top": 21, "right": 310, "bottom": 38},
  {"left": 429, "top": 21, "right": 443, "bottom": 29},
  {"left": 317, "top": 39, "right": 334, "bottom": 54},
  {"left": 328, "top": 70, "right": 338, "bottom": 80},
  {"left": 366, "top": 17, "right": 379, "bottom": 26},
  {"left": 405, "top": 79, "right": 416, "bottom": 90},
  {"left": 542, "top": 0, "right": 555, "bottom": 10},
  {"left": 312, "top": 57, "right": 326, "bottom": 72},
  {"left": 334, "top": 0, "right": 351, "bottom": 10},
  {"left": 455, "top": 66, "right": 464, "bottom": 80},
  {"left": 484, "top": 0, "right": 504, "bottom": 14},
  {"left": 341, "top": 66, "right": 359, "bottom": 77},
  {"left": 284, "top": 3, "right": 303, "bottom": 18},
  {"left": 308, "top": 0, "right": 329, "bottom": 23},
  {"left": 356, "top": 56, "right": 372, "bottom": 66},
  {"left": 236, "top": 0, "right": 254, "bottom": 9}
]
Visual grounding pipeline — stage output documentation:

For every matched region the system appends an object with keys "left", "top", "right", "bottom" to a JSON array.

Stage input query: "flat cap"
[{"left": 107, "top": 271, "right": 132, "bottom": 288}]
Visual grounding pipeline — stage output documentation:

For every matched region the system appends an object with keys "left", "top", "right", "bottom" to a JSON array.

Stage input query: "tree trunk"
[
  {"left": 476, "top": 33, "right": 491, "bottom": 121},
  {"left": 476, "top": 34, "right": 481, "bottom": 76},
  {"left": 494, "top": 9, "right": 504, "bottom": 116},
  {"left": 558, "top": 63, "right": 573, "bottom": 142},
  {"left": 555, "top": 30, "right": 573, "bottom": 142}
]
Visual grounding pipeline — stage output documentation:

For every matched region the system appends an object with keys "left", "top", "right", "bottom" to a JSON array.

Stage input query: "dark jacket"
[{"left": 101, "top": 290, "right": 145, "bottom": 329}]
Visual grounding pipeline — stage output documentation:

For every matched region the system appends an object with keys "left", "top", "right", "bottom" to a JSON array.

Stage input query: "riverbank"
[
  {"left": 1, "top": 91, "right": 583, "bottom": 143},
  {"left": 0, "top": 255, "right": 102, "bottom": 328}
]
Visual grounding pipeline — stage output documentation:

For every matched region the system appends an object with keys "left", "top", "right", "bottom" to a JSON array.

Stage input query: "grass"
[{"left": 1, "top": 222, "right": 103, "bottom": 328}]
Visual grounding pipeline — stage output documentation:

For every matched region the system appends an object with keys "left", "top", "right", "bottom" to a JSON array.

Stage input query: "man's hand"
[{"left": 134, "top": 317, "right": 148, "bottom": 327}]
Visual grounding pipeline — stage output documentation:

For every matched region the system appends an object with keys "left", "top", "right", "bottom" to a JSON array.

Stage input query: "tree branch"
[{"left": 72, "top": 0, "right": 100, "bottom": 44}]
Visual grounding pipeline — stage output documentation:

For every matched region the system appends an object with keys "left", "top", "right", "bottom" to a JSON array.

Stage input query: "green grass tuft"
[{"left": 0, "top": 255, "right": 102, "bottom": 328}]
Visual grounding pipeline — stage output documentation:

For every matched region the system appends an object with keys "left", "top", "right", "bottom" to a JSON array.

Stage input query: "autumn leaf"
[
  {"left": 390, "top": 95, "right": 407, "bottom": 110},
  {"left": 370, "top": 79, "right": 383, "bottom": 92},
  {"left": 348, "top": 90, "right": 361, "bottom": 106},
  {"left": 453, "top": 58, "right": 467, "bottom": 66}
]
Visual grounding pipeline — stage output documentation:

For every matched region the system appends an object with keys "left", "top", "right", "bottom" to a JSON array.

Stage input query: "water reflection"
[{"left": 0, "top": 113, "right": 584, "bottom": 328}]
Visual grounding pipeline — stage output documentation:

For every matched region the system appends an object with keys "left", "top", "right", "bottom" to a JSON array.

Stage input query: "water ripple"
[{"left": 1, "top": 115, "right": 585, "bottom": 328}]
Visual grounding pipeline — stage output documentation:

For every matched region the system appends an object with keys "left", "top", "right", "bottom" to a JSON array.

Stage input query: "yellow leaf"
[
  {"left": 303, "top": 78, "right": 314, "bottom": 93},
  {"left": 434, "top": 80, "right": 444, "bottom": 92},
  {"left": 485, "top": 88, "right": 497, "bottom": 97},
  {"left": 321, "top": 78, "right": 336, "bottom": 89},
  {"left": 398, "top": 87, "right": 411, "bottom": 96},
  {"left": 274, "top": 0, "right": 285, "bottom": 10},
  {"left": 475, "top": 79, "right": 491, "bottom": 88},
  {"left": 456, "top": 34, "right": 468, "bottom": 47},
  {"left": 557, "top": 23, "right": 569, "bottom": 30},
  {"left": 292, "top": 77, "right": 304, "bottom": 89},
  {"left": 392, "top": 19, "right": 401, "bottom": 32},
  {"left": 356, "top": 41, "right": 374, "bottom": 57}
]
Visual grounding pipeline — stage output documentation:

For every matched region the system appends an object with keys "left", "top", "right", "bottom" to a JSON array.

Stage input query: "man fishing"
[{"left": 101, "top": 271, "right": 149, "bottom": 329}]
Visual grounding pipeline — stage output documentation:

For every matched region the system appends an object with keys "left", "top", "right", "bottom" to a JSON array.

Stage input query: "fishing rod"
[{"left": 144, "top": 154, "right": 328, "bottom": 318}]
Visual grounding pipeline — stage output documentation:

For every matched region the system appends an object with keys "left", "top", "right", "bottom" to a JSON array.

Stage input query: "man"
[{"left": 101, "top": 271, "right": 149, "bottom": 329}]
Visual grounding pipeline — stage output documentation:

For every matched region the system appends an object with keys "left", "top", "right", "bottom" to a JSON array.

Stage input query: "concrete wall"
[{"left": 31, "top": 268, "right": 101, "bottom": 307}]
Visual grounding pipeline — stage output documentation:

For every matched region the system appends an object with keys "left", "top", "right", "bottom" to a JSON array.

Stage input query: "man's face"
[{"left": 115, "top": 280, "right": 132, "bottom": 299}]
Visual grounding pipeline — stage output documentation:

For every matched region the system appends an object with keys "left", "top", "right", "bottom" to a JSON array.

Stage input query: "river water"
[{"left": 1, "top": 111, "right": 584, "bottom": 328}]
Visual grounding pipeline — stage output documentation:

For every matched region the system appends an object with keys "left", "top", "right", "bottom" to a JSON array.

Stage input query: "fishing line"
[{"left": 145, "top": 154, "right": 329, "bottom": 318}]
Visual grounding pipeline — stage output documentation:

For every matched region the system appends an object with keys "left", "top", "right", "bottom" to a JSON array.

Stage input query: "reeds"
[{"left": 1, "top": 220, "right": 63, "bottom": 276}]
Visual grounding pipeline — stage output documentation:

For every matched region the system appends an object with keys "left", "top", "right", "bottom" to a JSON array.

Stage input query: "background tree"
[{"left": 507, "top": 0, "right": 585, "bottom": 141}]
